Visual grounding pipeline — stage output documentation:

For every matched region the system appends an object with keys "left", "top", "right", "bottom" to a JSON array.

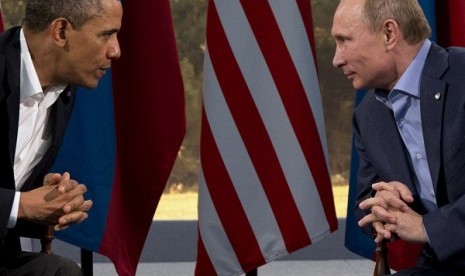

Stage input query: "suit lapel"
[
  {"left": 420, "top": 43, "right": 448, "bottom": 195},
  {"left": 359, "top": 92, "right": 417, "bottom": 193},
  {"left": 4, "top": 30, "right": 21, "bottom": 169},
  {"left": 379, "top": 102, "right": 417, "bottom": 191}
]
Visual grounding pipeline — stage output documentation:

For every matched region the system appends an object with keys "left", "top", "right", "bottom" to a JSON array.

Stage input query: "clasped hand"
[
  {"left": 358, "top": 181, "right": 427, "bottom": 244},
  {"left": 18, "top": 172, "right": 93, "bottom": 231}
]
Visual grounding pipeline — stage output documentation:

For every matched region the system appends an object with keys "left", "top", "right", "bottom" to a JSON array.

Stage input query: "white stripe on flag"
[
  {"left": 203, "top": 51, "right": 287, "bottom": 261},
  {"left": 215, "top": 0, "right": 330, "bottom": 241},
  {"left": 197, "top": 0, "right": 336, "bottom": 274},
  {"left": 198, "top": 169, "right": 242, "bottom": 276},
  {"left": 268, "top": 0, "right": 330, "bottom": 165}
]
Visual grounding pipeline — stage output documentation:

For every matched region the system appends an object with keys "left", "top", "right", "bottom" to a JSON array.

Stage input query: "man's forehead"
[
  {"left": 336, "top": 0, "right": 363, "bottom": 17},
  {"left": 333, "top": 1, "right": 364, "bottom": 28}
]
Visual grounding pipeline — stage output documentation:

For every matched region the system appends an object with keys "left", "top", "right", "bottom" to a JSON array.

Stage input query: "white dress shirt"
[{"left": 8, "top": 29, "right": 66, "bottom": 229}]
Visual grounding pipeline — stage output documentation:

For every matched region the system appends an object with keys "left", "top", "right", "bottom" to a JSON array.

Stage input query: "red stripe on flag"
[
  {"left": 296, "top": 0, "right": 318, "bottom": 67},
  {"left": 448, "top": 0, "right": 465, "bottom": 46},
  {"left": 200, "top": 110, "right": 265, "bottom": 271},
  {"left": 195, "top": 231, "right": 218, "bottom": 275},
  {"left": 207, "top": 1, "right": 311, "bottom": 252},
  {"left": 240, "top": 0, "right": 337, "bottom": 231}
]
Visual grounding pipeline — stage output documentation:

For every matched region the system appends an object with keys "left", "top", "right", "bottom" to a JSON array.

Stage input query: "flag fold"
[{"left": 196, "top": 1, "right": 337, "bottom": 275}]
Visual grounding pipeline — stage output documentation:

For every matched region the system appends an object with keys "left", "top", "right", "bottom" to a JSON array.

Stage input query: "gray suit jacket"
[
  {"left": 354, "top": 42, "right": 465, "bottom": 267},
  {"left": 0, "top": 27, "right": 76, "bottom": 249}
]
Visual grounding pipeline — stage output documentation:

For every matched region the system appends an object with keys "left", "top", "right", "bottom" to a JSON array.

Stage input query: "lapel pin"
[{"left": 434, "top": 93, "right": 441, "bottom": 100}]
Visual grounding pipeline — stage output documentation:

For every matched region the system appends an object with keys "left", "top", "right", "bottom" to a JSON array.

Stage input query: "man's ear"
[
  {"left": 382, "top": 19, "right": 399, "bottom": 51},
  {"left": 50, "top": 18, "right": 70, "bottom": 47}
]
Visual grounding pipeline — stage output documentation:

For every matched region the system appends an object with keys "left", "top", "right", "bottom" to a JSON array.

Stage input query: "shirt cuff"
[{"left": 8, "top": 191, "right": 21, "bottom": 228}]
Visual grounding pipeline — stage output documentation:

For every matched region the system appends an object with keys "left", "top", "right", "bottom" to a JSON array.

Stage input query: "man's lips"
[
  {"left": 344, "top": 72, "right": 355, "bottom": 79},
  {"left": 96, "top": 67, "right": 110, "bottom": 78}
]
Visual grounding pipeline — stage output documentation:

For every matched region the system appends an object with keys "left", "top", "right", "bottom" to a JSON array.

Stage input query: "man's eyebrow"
[
  {"left": 98, "top": 28, "right": 119, "bottom": 36},
  {"left": 333, "top": 34, "right": 350, "bottom": 40}
]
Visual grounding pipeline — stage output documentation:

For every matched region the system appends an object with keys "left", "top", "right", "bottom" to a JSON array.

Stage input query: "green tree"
[
  {"left": 312, "top": 0, "right": 354, "bottom": 183},
  {"left": 1, "top": 0, "right": 26, "bottom": 28},
  {"left": 166, "top": 0, "right": 207, "bottom": 191}
]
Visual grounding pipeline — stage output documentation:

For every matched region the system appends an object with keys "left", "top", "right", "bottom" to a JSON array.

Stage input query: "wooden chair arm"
[
  {"left": 40, "top": 226, "right": 54, "bottom": 254},
  {"left": 374, "top": 239, "right": 391, "bottom": 276}
]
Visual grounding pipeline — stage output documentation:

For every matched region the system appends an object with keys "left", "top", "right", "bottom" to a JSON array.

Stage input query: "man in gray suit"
[
  {"left": 0, "top": 0, "right": 122, "bottom": 274},
  {"left": 332, "top": 0, "right": 465, "bottom": 274}
]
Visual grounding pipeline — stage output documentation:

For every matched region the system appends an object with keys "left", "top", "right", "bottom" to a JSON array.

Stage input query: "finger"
[
  {"left": 373, "top": 221, "right": 392, "bottom": 242},
  {"left": 380, "top": 192, "right": 409, "bottom": 211},
  {"left": 79, "top": 200, "right": 93, "bottom": 212},
  {"left": 358, "top": 213, "right": 378, "bottom": 227},
  {"left": 62, "top": 195, "right": 85, "bottom": 213},
  {"left": 384, "top": 222, "right": 396, "bottom": 233},
  {"left": 372, "top": 185, "right": 410, "bottom": 211},
  {"left": 372, "top": 182, "right": 396, "bottom": 192},
  {"left": 57, "top": 172, "right": 72, "bottom": 193},
  {"left": 374, "top": 233, "right": 388, "bottom": 243},
  {"left": 386, "top": 181, "right": 413, "bottom": 202},
  {"left": 54, "top": 225, "right": 70, "bottom": 231},
  {"left": 358, "top": 206, "right": 396, "bottom": 227},
  {"left": 359, "top": 197, "right": 388, "bottom": 210},
  {"left": 371, "top": 205, "right": 397, "bottom": 224},
  {"left": 360, "top": 195, "right": 398, "bottom": 212},
  {"left": 43, "top": 173, "right": 63, "bottom": 186},
  {"left": 372, "top": 182, "right": 413, "bottom": 203},
  {"left": 57, "top": 179, "right": 80, "bottom": 194},
  {"left": 64, "top": 184, "right": 87, "bottom": 199},
  {"left": 56, "top": 211, "right": 89, "bottom": 229},
  {"left": 63, "top": 172, "right": 70, "bottom": 180},
  {"left": 63, "top": 198, "right": 92, "bottom": 214},
  {"left": 76, "top": 213, "right": 89, "bottom": 223}
]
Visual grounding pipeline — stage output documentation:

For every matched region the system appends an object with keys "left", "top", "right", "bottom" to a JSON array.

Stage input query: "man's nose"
[
  {"left": 108, "top": 39, "right": 121, "bottom": 59},
  {"left": 332, "top": 48, "right": 344, "bottom": 68}
]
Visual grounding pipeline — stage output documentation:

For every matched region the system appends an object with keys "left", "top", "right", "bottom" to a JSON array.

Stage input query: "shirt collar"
[
  {"left": 19, "top": 29, "right": 66, "bottom": 105},
  {"left": 20, "top": 28, "right": 43, "bottom": 103},
  {"left": 392, "top": 39, "right": 432, "bottom": 98}
]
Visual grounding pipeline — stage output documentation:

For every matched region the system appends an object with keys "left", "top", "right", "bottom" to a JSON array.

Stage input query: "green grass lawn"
[{"left": 154, "top": 185, "right": 349, "bottom": 220}]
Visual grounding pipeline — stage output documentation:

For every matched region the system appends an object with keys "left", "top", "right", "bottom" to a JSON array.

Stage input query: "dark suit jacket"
[
  {"left": 353, "top": 42, "right": 465, "bottom": 267},
  {"left": 0, "top": 27, "right": 76, "bottom": 250}
]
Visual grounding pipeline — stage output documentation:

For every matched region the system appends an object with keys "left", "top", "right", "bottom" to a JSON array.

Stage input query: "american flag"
[{"left": 195, "top": 1, "right": 338, "bottom": 275}]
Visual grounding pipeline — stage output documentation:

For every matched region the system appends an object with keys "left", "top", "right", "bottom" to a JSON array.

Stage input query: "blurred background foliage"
[{"left": 1, "top": 0, "right": 353, "bottom": 192}]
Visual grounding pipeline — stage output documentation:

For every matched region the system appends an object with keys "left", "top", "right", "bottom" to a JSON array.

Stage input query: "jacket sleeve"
[
  {"left": 0, "top": 188, "right": 16, "bottom": 239},
  {"left": 352, "top": 111, "right": 379, "bottom": 237}
]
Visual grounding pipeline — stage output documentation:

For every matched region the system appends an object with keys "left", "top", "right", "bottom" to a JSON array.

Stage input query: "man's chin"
[
  {"left": 351, "top": 83, "right": 361, "bottom": 90},
  {"left": 79, "top": 79, "right": 100, "bottom": 89},
  {"left": 351, "top": 80, "right": 365, "bottom": 90}
]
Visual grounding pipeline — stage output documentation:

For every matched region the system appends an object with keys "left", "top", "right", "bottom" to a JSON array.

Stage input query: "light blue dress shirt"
[{"left": 375, "top": 39, "right": 437, "bottom": 212}]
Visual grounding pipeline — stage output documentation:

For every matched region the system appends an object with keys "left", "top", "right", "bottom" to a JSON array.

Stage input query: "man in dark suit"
[
  {"left": 0, "top": 0, "right": 122, "bottom": 274},
  {"left": 332, "top": 0, "right": 465, "bottom": 274}
]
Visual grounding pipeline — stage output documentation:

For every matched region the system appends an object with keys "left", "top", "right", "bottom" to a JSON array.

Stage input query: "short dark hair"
[{"left": 23, "top": 0, "right": 104, "bottom": 32}]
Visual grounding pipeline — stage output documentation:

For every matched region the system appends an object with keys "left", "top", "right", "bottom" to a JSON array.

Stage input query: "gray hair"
[
  {"left": 23, "top": 0, "right": 104, "bottom": 32},
  {"left": 363, "top": 0, "right": 431, "bottom": 45}
]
